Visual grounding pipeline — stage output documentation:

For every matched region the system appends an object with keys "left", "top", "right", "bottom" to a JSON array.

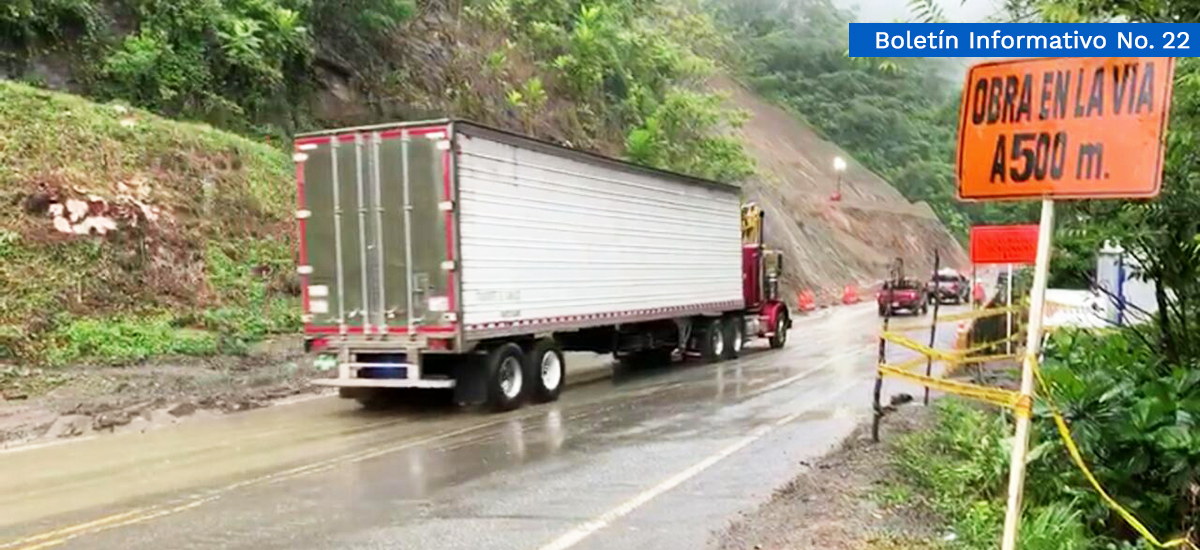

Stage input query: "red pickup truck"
[{"left": 877, "top": 279, "right": 929, "bottom": 316}]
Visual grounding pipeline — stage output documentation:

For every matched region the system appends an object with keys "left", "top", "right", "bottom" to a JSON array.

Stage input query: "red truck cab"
[{"left": 877, "top": 279, "right": 929, "bottom": 317}]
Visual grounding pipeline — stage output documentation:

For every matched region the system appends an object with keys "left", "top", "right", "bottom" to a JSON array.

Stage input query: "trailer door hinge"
[
  {"left": 440, "top": 260, "right": 456, "bottom": 271},
  {"left": 438, "top": 201, "right": 454, "bottom": 212}
]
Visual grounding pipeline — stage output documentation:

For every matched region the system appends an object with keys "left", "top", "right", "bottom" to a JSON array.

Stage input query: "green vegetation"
[
  {"left": 466, "top": 0, "right": 754, "bottom": 181},
  {"left": 896, "top": 333, "right": 1197, "bottom": 549},
  {"left": 1, "top": 0, "right": 753, "bottom": 182},
  {"left": 0, "top": 81, "right": 297, "bottom": 365},
  {"left": 1040, "top": 328, "right": 1200, "bottom": 542},
  {"left": 894, "top": 400, "right": 1092, "bottom": 550}
]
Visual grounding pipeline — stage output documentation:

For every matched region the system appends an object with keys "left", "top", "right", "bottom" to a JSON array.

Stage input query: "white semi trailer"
[{"left": 294, "top": 120, "right": 790, "bottom": 410}]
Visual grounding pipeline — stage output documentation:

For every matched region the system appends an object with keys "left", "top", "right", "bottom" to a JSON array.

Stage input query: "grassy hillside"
[
  {"left": 0, "top": 81, "right": 298, "bottom": 365},
  {"left": 0, "top": 0, "right": 968, "bottom": 366}
]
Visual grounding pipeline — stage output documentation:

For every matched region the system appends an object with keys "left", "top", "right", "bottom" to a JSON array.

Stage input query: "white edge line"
[
  {"left": 536, "top": 410, "right": 806, "bottom": 550},
  {"left": 533, "top": 344, "right": 872, "bottom": 550}
]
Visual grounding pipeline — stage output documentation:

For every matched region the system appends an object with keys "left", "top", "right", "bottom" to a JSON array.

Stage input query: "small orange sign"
[
  {"left": 970, "top": 224, "right": 1039, "bottom": 265},
  {"left": 957, "top": 57, "right": 1174, "bottom": 200}
]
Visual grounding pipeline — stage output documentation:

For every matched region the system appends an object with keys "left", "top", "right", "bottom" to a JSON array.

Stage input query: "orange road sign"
[
  {"left": 971, "top": 224, "right": 1039, "bottom": 265},
  {"left": 957, "top": 57, "right": 1174, "bottom": 201}
]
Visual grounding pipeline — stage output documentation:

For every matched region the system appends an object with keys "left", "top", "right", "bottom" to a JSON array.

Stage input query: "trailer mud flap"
[{"left": 453, "top": 355, "right": 487, "bottom": 405}]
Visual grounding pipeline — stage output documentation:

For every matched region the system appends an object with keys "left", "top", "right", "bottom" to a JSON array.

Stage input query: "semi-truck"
[{"left": 293, "top": 120, "right": 791, "bottom": 411}]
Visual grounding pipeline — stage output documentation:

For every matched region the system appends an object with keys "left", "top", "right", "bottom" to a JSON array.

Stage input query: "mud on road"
[{"left": 0, "top": 336, "right": 325, "bottom": 447}]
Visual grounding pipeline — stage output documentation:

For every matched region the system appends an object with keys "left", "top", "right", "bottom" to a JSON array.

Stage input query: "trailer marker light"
[
  {"left": 438, "top": 201, "right": 454, "bottom": 211},
  {"left": 292, "top": 153, "right": 308, "bottom": 162},
  {"left": 298, "top": 143, "right": 319, "bottom": 151},
  {"left": 297, "top": 265, "right": 313, "bottom": 275},
  {"left": 441, "top": 261, "right": 456, "bottom": 271},
  {"left": 296, "top": 209, "right": 311, "bottom": 219},
  {"left": 308, "top": 285, "right": 329, "bottom": 298},
  {"left": 425, "top": 132, "right": 446, "bottom": 140},
  {"left": 436, "top": 140, "right": 451, "bottom": 150}
]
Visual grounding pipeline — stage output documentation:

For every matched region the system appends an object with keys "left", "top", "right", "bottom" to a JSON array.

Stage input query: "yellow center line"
[{"left": 0, "top": 509, "right": 152, "bottom": 550}]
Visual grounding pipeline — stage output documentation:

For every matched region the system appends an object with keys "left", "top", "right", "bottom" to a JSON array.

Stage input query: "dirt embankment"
[
  {"left": 711, "top": 76, "right": 967, "bottom": 306},
  {"left": 0, "top": 337, "right": 324, "bottom": 447}
]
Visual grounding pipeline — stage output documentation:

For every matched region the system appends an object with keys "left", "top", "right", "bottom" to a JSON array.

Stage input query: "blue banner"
[{"left": 849, "top": 23, "right": 1200, "bottom": 58}]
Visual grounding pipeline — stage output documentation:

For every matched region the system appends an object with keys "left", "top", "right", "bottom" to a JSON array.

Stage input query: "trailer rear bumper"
[
  {"left": 312, "top": 377, "right": 455, "bottom": 389},
  {"left": 314, "top": 350, "right": 457, "bottom": 391}
]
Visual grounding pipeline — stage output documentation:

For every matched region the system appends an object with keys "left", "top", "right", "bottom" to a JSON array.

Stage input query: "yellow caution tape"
[
  {"left": 881, "top": 332, "right": 963, "bottom": 363},
  {"left": 960, "top": 331, "right": 1025, "bottom": 355},
  {"left": 937, "top": 305, "right": 1025, "bottom": 324},
  {"left": 893, "top": 356, "right": 928, "bottom": 371},
  {"left": 877, "top": 364, "right": 1026, "bottom": 412},
  {"left": 1030, "top": 358, "right": 1200, "bottom": 550},
  {"left": 887, "top": 306, "right": 1026, "bottom": 332},
  {"left": 942, "top": 353, "right": 1019, "bottom": 377}
]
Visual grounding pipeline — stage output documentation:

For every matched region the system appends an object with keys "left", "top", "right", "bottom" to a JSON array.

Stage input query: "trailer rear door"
[{"left": 296, "top": 125, "right": 457, "bottom": 337}]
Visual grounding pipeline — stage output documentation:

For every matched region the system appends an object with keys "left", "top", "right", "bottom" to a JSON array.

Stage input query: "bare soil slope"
[{"left": 710, "top": 76, "right": 967, "bottom": 304}]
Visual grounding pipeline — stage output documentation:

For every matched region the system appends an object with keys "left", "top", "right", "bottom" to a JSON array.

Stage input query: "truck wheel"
[
  {"left": 722, "top": 316, "right": 743, "bottom": 360},
  {"left": 768, "top": 313, "right": 789, "bottom": 349},
  {"left": 698, "top": 319, "right": 725, "bottom": 363},
  {"left": 524, "top": 338, "right": 565, "bottom": 403},
  {"left": 485, "top": 343, "right": 527, "bottom": 411}
]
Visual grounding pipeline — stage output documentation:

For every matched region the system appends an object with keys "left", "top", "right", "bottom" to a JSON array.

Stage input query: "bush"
[
  {"left": 1038, "top": 328, "right": 1200, "bottom": 544},
  {"left": 894, "top": 400, "right": 1094, "bottom": 550},
  {"left": 101, "top": 0, "right": 311, "bottom": 132},
  {"left": 0, "top": 0, "right": 100, "bottom": 50},
  {"left": 46, "top": 315, "right": 218, "bottom": 365}
]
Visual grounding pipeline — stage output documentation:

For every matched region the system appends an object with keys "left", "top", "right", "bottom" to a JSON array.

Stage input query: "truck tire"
[
  {"left": 722, "top": 316, "right": 743, "bottom": 360},
  {"left": 485, "top": 343, "right": 527, "bottom": 411},
  {"left": 698, "top": 319, "right": 724, "bottom": 363},
  {"left": 524, "top": 338, "right": 565, "bottom": 403},
  {"left": 768, "top": 313, "right": 789, "bottom": 349}
]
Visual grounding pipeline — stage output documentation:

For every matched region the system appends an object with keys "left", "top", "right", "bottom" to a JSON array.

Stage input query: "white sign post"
[{"left": 999, "top": 199, "right": 1054, "bottom": 550}]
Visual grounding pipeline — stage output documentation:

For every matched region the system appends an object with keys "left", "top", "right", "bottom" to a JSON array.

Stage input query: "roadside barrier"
[
  {"left": 842, "top": 285, "right": 860, "bottom": 304},
  {"left": 873, "top": 305, "right": 1199, "bottom": 550},
  {"left": 798, "top": 290, "right": 816, "bottom": 312}
]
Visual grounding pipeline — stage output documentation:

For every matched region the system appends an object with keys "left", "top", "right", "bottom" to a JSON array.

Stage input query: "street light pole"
[{"left": 832, "top": 156, "right": 847, "bottom": 201}]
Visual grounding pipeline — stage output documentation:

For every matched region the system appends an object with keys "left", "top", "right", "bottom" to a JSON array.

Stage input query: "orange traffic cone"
[
  {"left": 798, "top": 290, "right": 816, "bottom": 312},
  {"left": 842, "top": 285, "right": 860, "bottom": 305}
]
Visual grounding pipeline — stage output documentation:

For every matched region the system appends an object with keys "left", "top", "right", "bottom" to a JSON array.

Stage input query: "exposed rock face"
[{"left": 710, "top": 76, "right": 967, "bottom": 305}]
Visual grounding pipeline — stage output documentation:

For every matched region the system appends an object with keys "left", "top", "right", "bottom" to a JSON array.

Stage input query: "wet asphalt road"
[{"left": 0, "top": 301, "right": 967, "bottom": 550}]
